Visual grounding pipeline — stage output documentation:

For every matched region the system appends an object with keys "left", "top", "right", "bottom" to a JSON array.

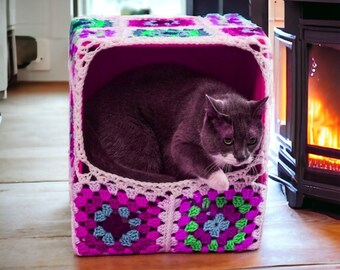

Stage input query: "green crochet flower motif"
[
  {"left": 216, "top": 196, "right": 227, "bottom": 208},
  {"left": 185, "top": 221, "right": 199, "bottom": 232},
  {"left": 233, "top": 196, "right": 245, "bottom": 208},
  {"left": 224, "top": 232, "right": 246, "bottom": 251},
  {"left": 192, "top": 240, "right": 203, "bottom": 251},
  {"left": 179, "top": 190, "right": 256, "bottom": 253},
  {"left": 184, "top": 235, "right": 196, "bottom": 245},
  {"left": 188, "top": 205, "right": 201, "bottom": 217},
  {"left": 225, "top": 240, "right": 235, "bottom": 251},
  {"left": 184, "top": 235, "right": 202, "bottom": 251},
  {"left": 235, "top": 218, "right": 248, "bottom": 230},
  {"left": 233, "top": 232, "right": 246, "bottom": 244},
  {"left": 208, "top": 239, "right": 218, "bottom": 252},
  {"left": 233, "top": 196, "right": 252, "bottom": 214},
  {"left": 202, "top": 197, "right": 210, "bottom": 210}
]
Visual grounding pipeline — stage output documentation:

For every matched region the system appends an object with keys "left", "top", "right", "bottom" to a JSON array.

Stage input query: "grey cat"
[{"left": 84, "top": 64, "right": 268, "bottom": 191}]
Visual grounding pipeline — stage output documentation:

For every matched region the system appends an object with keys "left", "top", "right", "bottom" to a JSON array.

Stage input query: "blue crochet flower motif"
[
  {"left": 203, "top": 213, "right": 230, "bottom": 238},
  {"left": 93, "top": 204, "right": 141, "bottom": 246}
]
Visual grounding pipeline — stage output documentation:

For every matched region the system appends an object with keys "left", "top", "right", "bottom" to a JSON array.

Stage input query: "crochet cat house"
[{"left": 69, "top": 14, "right": 272, "bottom": 256}]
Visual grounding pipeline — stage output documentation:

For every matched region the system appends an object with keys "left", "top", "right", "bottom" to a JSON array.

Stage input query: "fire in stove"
[
  {"left": 308, "top": 99, "right": 340, "bottom": 150},
  {"left": 307, "top": 44, "right": 340, "bottom": 173},
  {"left": 308, "top": 154, "right": 340, "bottom": 173},
  {"left": 308, "top": 98, "right": 340, "bottom": 172}
]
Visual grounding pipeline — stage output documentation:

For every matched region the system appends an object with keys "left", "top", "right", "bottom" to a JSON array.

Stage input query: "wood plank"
[
  {"left": 0, "top": 82, "right": 69, "bottom": 183},
  {"left": 0, "top": 183, "right": 70, "bottom": 239},
  {"left": 0, "top": 238, "right": 75, "bottom": 270},
  {"left": 0, "top": 157, "right": 68, "bottom": 182}
]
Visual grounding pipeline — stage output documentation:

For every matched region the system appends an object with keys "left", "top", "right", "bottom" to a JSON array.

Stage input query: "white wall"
[
  {"left": 0, "top": 0, "right": 8, "bottom": 94},
  {"left": 15, "top": 0, "right": 71, "bottom": 81}
]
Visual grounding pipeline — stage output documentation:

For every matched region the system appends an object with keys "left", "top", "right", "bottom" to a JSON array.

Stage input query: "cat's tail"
[{"left": 82, "top": 118, "right": 176, "bottom": 183}]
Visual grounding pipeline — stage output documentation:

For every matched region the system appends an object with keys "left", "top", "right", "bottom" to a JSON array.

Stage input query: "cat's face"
[{"left": 201, "top": 94, "right": 268, "bottom": 168}]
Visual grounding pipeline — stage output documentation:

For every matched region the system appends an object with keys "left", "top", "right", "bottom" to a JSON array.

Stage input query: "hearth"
[{"left": 271, "top": 0, "right": 340, "bottom": 207}]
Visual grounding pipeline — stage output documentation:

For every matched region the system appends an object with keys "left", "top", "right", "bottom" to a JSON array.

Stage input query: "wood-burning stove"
[{"left": 271, "top": 0, "right": 340, "bottom": 207}]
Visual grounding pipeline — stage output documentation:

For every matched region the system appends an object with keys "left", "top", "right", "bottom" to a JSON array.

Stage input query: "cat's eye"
[
  {"left": 248, "top": 137, "right": 257, "bottom": 145},
  {"left": 223, "top": 138, "right": 233, "bottom": 145}
]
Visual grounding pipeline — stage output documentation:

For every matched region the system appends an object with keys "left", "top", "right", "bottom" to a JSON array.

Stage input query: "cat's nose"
[
  {"left": 235, "top": 152, "right": 248, "bottom": 163},
  {"left": 236, "top": 156, "right": 246, "bottom": 162}
]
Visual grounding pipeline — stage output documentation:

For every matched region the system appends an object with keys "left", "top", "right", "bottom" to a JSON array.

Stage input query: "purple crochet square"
[
  {"left": 128, "top": 18, "right": 195, "bottom": 27},
  {"left": 69, "top": 29, "right": 115, "bottom": 60},
  {"left": 174, "top": 187, "right": 263, "bottom": 253},
  {"left": 74, "top": 187, "right": 162, "bottom": 255},
  {"left": 221, "top": 27, "right": 265, "bottom": 37},
  {"left": 78, "top": 29, "right": 115, "bottom": 39},
  {"left": 206, "top": 14, "right": 255, "bottom": 27}
]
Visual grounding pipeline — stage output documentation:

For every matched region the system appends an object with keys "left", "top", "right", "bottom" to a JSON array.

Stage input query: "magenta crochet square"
[
  {"left": 206, "top": 14, "right": 255, "bottom": 27},
  {"left": 221, "top": 27, "right": 265, "bottom": 37},
  {"left": 128, "top": 18, "right": 196, "bottom": 27},
  {"left": 74, "top": 188, "right": 162, "bottom": 255}
]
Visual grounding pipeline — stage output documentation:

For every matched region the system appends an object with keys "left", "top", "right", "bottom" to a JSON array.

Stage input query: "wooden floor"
[{"left": 0, "top": 82, "right": 340, "bottom": 270}]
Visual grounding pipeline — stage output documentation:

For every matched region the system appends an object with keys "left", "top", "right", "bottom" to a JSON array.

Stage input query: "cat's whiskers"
[
  {"left": 224, "top": 163, "right": 231, "bottom": 173},
  {"left": 203, "top": 162, "right": 219, "bottom": 178}
]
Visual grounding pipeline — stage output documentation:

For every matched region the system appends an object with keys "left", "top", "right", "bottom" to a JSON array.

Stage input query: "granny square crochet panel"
[{"left": 69, "top": 14, "right": 272, "bottom": 256}]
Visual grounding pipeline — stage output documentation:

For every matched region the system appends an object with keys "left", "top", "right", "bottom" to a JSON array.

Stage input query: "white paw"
[{"left": 201, "top": 170, "right": 229, "bottom": 191}]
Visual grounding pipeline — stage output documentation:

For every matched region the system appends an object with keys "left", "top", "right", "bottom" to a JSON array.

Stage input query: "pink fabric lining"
[{"left": 83, "top": 45, "right": 266, "bottom": 104}]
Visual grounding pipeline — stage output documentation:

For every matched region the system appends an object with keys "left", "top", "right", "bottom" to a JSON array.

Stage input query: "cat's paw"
[{"left": 202, "top": 170, "right": 229, "bottom": 191}]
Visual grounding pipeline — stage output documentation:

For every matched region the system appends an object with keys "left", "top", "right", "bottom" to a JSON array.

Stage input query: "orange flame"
[
  {"left": 308, "top": 99, "right": 340, "bottom": 150},
  {"left": 308, "top": 154, "right": 340, "bottom": 172},
  {"left": 308, "top": 98, "right": 340, "bottom": 172}
]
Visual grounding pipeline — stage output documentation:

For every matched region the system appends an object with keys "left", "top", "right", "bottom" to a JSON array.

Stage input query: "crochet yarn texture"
[{"left": 69, "top": 13, "right": 272, "bottom": 256}]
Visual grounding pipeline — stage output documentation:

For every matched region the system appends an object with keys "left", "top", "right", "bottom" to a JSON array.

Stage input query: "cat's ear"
[
  {"left": 250, "top": 96, "right": 269, "bottom": 118},
  {"left": 205, "top": 94, "right": 231, "bottom": 123},
  {"left": 205, "top": 94, "right": 223, "bottom": 118}
]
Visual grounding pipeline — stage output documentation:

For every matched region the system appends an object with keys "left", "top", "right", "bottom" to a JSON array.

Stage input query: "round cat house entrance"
[{"left": 69, "top": 14, "right": 272, "bottom": 256}]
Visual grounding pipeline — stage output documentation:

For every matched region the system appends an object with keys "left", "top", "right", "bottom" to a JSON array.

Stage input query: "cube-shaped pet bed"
[{"left": 69, "top": 14, "right": 272, "bottom": 256}]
